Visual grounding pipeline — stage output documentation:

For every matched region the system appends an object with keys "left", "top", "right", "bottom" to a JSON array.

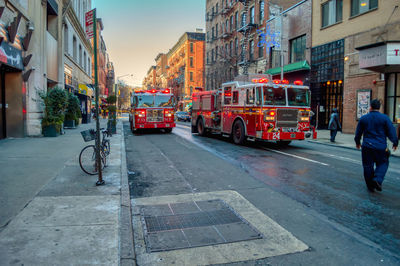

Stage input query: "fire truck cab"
[
  {"left": 129, "top": 89, "right": 176, "bottom": 133},
  {"left": 192, "top": 75, "right": 316, "bottom": 145}
]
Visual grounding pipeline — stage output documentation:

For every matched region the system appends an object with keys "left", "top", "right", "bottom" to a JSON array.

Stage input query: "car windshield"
[
  {"left": 155, "top": 95, "right": 174, "bottom": 107},
  {"left": 135, "top": 95, "right": 154, "bottom": 107},
  {"left": 287, "top": 87, "right": 310, "bottom": 107},
  {"left": 263, "top": 87, "right": 286, "bottom": 106}
]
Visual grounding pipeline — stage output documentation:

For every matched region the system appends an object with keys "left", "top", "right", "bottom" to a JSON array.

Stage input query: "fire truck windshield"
[
  {"left": 134, "top": 95, "right": 154, "bottom": 107},
  {"left": 287, "top": 87, "right": 310, "bottom": 107},
  {"left": 154, "top": 95, "right": 174, "bottom": 107},
  {"left": 263, "top": 87, "right": 286, "bottom": 106}
]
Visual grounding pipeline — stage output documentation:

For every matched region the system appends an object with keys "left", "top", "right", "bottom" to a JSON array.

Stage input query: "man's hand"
[
  {"left": 393, "top": 145, "right": 398, "bottom": 152},
  {"left": 356, "top": 144, "right": 361, "bottom": 150}
]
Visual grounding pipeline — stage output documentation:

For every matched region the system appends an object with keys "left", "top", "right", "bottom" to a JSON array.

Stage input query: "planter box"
[
  {"left": 64, "top": 120, "right": 76, "bottom": 129},
  {"left": 43, "top": 125, "right": 60, "bottom": 137}
]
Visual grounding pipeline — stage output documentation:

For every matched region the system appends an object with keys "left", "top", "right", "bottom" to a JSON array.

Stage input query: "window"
[
  {"left": 246, "top": 88, "right": 255, "bottom": 104},
  {"left": 216, "top": 3, "right": 218, "bottom": 14},
  {"left": 250, "top": 6, "right": 255, "bottom": 24},
  {"left": 84, "top": 51, "right": 87, "bottom": 71},
  {"left": 224, "top": 87, "right": 232, "bottom": 104},
  {"left": 235, "top": 38, "right": 238, "bottom": 55},
  {"left": 232, "top": 91, "right": 239, "bottom": 104},
  {"left": 230, "top": 16, "right": 234, "bottom": 31},
  {"left": 212, "top": 27, "right": 215, "bottom": 39},
  {"left": 190, "top": 42, "right": 194, "bottom": 53},
  {"left": 249, "top": 40, "right": 254, "bottom": 61},
  {"left": 212, "top": 49, "right": 214, "bottom": 62},
  {"left": 269, "top": 47, "right": 281, "bottom": 68},
  {"left": 259, "top": 1, "right": 264, "bottom": 23},
  {"left": 73, "top": 36, "right": 77, "bottom": 61},
  {"left": 235, "top": 12, "right": 238, "bottom": 29},
  {"left": 241, "top": 12, "right": 246, "bottom": 27},
  {"left": 79, "top": 44, "right": 82, "bottom": 66},
  {"left": 216, "top": 25, "right": 218, "bottom": 38},
  {"left": 287, "top": 88, "right": 310, "bottom": 107},
  {"left": 322, "top": 0, "right": 342, "bottom": 28},
  {"left": 190, "top": 72, "right": 193, "bottom": 81},
  {"left": 263, "top": 87, "right": 286, "bottom": 106},
  {"left": 386, "top": 73, "right": 400, "bottom": 123},
  {"left": 216, "top": 46, "right": 218, "bottom": 60},
  {"left": 258, "top": 36, "right": 264, "bottom": 58},
  {"left": 290, "top": 35, "right": 306, "bottom": 63},
  {"left": 64, "top": 25, "right": 68, "bottom": 53},
  {"left": 351, "top": 0, "right": 378, "bottom": 16},
  {"left": 206, "top": 52, "right": 209, "bottom": 64},
  {"left": 190, "top": 57, "right": 193, "bottom": 67},
  {"left": 230, "top": 41, "right": 233, "bottom": 57},
  {"left": 225, "top": 44, "right": 228, "bottom": 57},
  {"left": 88, "top": 58, "right": 91, "bottom": 75}
]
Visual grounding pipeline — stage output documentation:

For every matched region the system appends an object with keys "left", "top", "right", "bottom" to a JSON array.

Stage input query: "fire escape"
[{"left": 237, "top": 0, "right": 257, "bottom": 75}]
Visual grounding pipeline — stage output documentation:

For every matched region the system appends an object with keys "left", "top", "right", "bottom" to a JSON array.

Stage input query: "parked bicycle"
[{"left": 79, "top": 128, "right": 112, "bottom": 175}]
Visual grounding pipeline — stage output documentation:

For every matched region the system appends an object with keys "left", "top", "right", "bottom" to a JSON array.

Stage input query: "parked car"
[{"left": 176, "top": 111, "right": 191, "bottom": 122}]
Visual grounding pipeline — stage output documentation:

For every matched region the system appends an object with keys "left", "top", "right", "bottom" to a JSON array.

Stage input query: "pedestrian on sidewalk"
[
  {"left": 354, "top": 99, "right": 398, "bottom": 192},
  {"left": 328, "top": 108, "right": 341, "bottom": 142}
]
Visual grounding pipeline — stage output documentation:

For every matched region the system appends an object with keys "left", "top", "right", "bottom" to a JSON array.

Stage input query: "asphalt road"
[{"left": 124, "top": 121, "right": 400, "bottom": 265}]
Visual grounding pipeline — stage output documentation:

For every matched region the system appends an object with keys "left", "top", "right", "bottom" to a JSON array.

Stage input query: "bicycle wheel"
[
  {"left": 103, "top": 139, "right": 111, "bottom": 156},
  {"left": 79, "top": 145, "right": 105, "bottom": 175}
]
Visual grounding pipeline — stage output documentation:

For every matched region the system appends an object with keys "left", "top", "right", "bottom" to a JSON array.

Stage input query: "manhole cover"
[{"left": 140, "top": 200, "right": 263, "bottom": 252}]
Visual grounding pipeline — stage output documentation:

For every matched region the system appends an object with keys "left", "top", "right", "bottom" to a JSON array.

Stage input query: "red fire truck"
[
  {"left": 129, "top": 89, "right": 176, "bottom": 133},
  {"left": 191, "top": 75, "right": 316, "bottom": 145}
]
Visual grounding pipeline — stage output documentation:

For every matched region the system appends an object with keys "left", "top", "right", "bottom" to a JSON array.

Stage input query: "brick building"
[
  {"left": 166, "top": 31, "right": 205, "bottom": 102},
  {"left": 155, "top": 53, "right": 168, "bottom": 88},
  {"left": 311, "top": 0, "right": 400, "bottom": 132},
  {"left": 205, "top": 0, "right": 302, "bottom": 90},
  {"left": 142, "top": 66, "right": 156, "bottom": 89}
]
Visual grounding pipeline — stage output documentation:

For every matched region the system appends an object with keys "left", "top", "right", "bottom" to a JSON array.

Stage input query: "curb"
[
  {"left": 118, "top": 121, "right": 136, "bottom": 266},
  {"left": 307, "top": 140, "right": 400, "bottom": 157}
]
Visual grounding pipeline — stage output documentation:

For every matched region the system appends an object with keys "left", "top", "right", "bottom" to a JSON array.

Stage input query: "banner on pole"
[{"left": 85, "top": 9, "right": 95, "bottom": 39}]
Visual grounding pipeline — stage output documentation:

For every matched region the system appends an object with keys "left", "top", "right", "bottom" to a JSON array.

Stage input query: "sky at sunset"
[{"left": 92, "top": 0, "right": 206, "bottom": 87}]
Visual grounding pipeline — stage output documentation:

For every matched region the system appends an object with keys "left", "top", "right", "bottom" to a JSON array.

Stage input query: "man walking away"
[
  {"left": 328, "top": 108, "right": 341, "bottom": 142},
  {"left": 354, "top": 99, "right": 398, "bottom": 192}
]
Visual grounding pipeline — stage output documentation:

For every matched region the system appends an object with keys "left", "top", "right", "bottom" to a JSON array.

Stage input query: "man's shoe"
[
  {"left": 367, "top": 185, "right": 375, "bottom": 192},
  {"left": 373, "top": 180, "right": 382, "bottom": 191}
]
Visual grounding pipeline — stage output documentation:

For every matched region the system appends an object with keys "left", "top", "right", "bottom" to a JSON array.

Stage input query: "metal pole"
[
  {"left": 280, "top": 8, "right": 284, "bottom": 80},
  {"left": 93, "top": 9, "right": 104, "bottom": 186}
]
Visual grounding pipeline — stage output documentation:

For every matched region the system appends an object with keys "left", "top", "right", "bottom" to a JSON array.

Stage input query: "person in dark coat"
[
  {"left": 354, "top": 99, "right": 398, "bottom": 192},
  {"left": 328, "top": 108, "right": 341, "bottom": 142}
]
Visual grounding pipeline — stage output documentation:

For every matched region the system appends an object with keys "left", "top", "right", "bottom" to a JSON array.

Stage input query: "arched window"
[
  {"left": 84, "top": 51, "right": 87, "bottom": 72},
  {"left": 73, "top": 36, "right": 77, "bottom": 61},
  {"left": 88, "top": 58, "right": 91, "bottom": 75},
  {"left": 64, "top": 24, "right": 68, "bottom": 53},
  {"left": 79, "top": 44, "right": 82, "bottom": 66}
]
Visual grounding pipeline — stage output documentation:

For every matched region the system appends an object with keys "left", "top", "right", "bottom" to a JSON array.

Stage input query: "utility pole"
[
  {"left": 280, "top": 7, "right": 284, "bottom": 80},
  {"left": 93, "top": 9, "right": 104, "bottom": 186}
]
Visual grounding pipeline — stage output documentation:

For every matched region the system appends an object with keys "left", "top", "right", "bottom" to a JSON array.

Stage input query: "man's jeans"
[
  {"left": 361, "top": 146, "right": 389, "bottom": 185},
  {"left": 330, "top": 130, "right": 337, "bottom": 142}
]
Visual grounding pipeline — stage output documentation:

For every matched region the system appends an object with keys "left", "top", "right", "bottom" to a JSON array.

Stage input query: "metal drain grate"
[{"left": 140, "top": 200, "right": 263, "bottom": 252}]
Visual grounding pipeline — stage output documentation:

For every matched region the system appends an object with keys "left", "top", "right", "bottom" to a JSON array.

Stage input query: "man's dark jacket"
[{"left": 355, "top": 111, "right": 399, "bottom": 150}]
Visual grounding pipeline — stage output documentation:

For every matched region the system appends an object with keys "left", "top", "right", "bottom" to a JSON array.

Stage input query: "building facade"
[
  {"left": 205, "top": 0, "right": 301, "bottom": 90},
  {"left": 0, "top": 0, "right": 65, "bottom": 138},
  {"left": 311, "top": 0, "right": 400, "bottom": 132},
  {"left": 166, "top": 31, "right": 205, "bottom": 102},
  {"left": 155, "top": 53, "right": 168, "bottom": 88},
  {"left": 142, "top": 65, "right": 156, "bottom": 89},
  {"left": 63, "top": 0, "right": 93, "bottom": 124}
]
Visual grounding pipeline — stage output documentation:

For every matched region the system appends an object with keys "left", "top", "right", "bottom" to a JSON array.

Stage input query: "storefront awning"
[
  {"left": 357, "top": 41, "right": 400, "bottom": 73},
  {"left": 266, "top": 60, "right": 310, "bottom": 76},
  {"left": 78, "top": 84, "right": 94, "bottom": 97}
]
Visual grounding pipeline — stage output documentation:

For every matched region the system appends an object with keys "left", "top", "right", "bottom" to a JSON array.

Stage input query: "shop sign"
[
  {"left": 359, "top": 42, "right": 400, "bottom": 68},
  {"left": 85, "top": 9, "right": 94, "bottom": 39},
  {"left": 0, "top": 23, "right": 23, "bottom": 70}
]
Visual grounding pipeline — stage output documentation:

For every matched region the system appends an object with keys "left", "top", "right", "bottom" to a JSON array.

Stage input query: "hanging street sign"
[{"left": 85, "top": 9, "right": 95, "bottom": 39}]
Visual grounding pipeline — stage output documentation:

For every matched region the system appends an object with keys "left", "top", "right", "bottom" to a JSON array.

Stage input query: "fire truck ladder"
[{"left": 238, "top": 0, "right": 251, "bottom": 76}]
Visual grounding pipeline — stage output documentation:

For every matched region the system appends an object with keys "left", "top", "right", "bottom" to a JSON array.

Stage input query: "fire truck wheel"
[
  {"left": 164, "top": 128, "right": 172, "bottom": 133},
  {"left": 276, "top": 140, "right": 291, "bottom": 147},
  {"left": 232, "top": 120, "right": 245, "bottom": 145},
  {"left": 197, "top": 118, "right": 207, "bottom": 136}
]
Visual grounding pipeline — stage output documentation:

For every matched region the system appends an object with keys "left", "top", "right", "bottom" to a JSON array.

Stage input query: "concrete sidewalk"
[
  {"left": 310, "top": 129, "right": 400, "bottom": 157},
  {"left": 0, "top": 120, "right": 134, "bottom": 265}
]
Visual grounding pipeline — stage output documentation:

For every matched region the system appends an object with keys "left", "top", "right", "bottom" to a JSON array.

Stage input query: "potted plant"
[
  {"left": 106, "top": 95, "right": 117, "bottom": 134},
  {"left": 41, "top": 87, "right": 68, "bottom": 137},
  {"left": 64, "top": 94, "right": 81, "bottom": 128}
]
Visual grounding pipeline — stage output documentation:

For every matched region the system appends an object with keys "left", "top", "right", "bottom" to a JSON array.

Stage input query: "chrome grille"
[
  {"left": 146, "top": 109, "right": 164, "bottom": 122},
  {"left": 276, "top": 109, "right": 298, "bottom": 128}
]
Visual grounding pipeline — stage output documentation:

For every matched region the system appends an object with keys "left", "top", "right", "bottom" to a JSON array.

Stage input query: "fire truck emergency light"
[
  {"left": 163, "top": 89, "right": 170, "bottom": 93},
  {"left": 294, "top": 80, "right": 303, "bottom": 85},
  {"left": 252, "top": 78, "right": 269, "bottom": 83}
]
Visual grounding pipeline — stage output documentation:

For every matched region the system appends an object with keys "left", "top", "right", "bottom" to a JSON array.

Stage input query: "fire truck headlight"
[
  {"left": 263, "top": 110, "right": 276, "bottom": 121},
  {"left": 136, "top": 111, "right": 145, "bottom": 117}
]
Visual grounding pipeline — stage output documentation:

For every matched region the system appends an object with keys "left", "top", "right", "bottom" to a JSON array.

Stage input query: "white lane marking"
[{"left": 262, "top": 147, "right": 329, "bottom": 166}]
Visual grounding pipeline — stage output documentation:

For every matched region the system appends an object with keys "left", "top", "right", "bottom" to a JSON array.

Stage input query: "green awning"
[{"left": 266, "top": 60, "right": 311, "bottom": 76}]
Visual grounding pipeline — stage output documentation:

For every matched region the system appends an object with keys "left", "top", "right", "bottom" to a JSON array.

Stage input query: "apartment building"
[
  {"left": 63, "top": 0, "right": 93, "bottom": 124},
  {"left": 205, "top": 0, "right": 301, "bottom": 90},
  {"left": 143, "top": 66, "right": 156, "bottom": 89},
  {"left": 311, "top": 0, "right": 400, "bottom": 132},
  {"left": 155, "top": 53, "right": 168, "bottom": 88}
]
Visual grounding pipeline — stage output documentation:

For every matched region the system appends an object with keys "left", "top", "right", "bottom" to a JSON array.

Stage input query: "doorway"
[{"left": 318, "top": 81, "right": 343, "bottom": 129}]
